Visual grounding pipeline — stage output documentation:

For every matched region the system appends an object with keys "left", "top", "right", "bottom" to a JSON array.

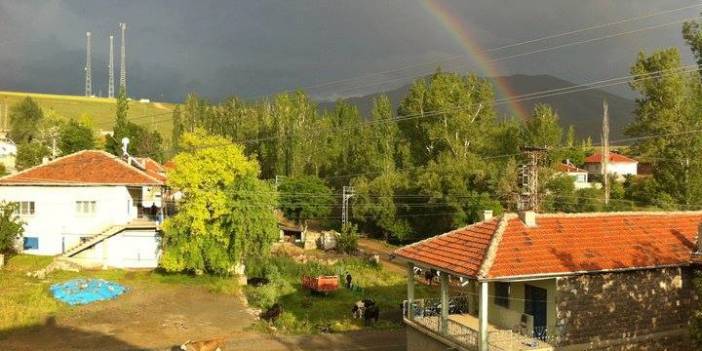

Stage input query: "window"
[
  {"left": 75, "top": 201, "right": 97, "bottom": 215},
  {"left": 495, "top": 282, "right": 510, "bottom": 308},
  {"left": 14, "top": 201, "right": 35, "bottom": 216},
  {"left": 23, "top": 237, "right": 39, "bottom": 250}
]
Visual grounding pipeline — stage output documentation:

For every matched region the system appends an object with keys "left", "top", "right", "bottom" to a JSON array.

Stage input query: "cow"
[
  {"left": 179, "top": 337, "right": 226, "bottom": 351},
  {"left": 364, "top": 304, "right": 380, "bottom": 323},
  {"left": 352, "top": 299, "right": 378, "bottom": 322}
]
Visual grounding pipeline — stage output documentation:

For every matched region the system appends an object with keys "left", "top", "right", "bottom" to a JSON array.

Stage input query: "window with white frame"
[
  {"left": 75, "top": 201, "right": 97, "bottom": 215},
  {"left": 14, "top": 201, "right": 35, "bottom": 216}
]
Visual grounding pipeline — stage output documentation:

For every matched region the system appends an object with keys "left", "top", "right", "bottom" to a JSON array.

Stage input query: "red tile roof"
[
  {"left": 584, "top": 152, "right": 637, "bottom": 164},
  {"left": 557, "top": 163, "right": 586, "bottom": 173},
  {"left": 137, "top": 157, "right": 167, "bottom": 182},
  {"left": 395, "top": 212, "right": 702, "bottom": 279},
  {"left": 0, "top": 150, "right": 163, "bottom": 186}
]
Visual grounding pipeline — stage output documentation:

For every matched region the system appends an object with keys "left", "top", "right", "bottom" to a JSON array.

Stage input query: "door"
[{"left": 524, "top": 284, "right": 548, "bottom": 337}]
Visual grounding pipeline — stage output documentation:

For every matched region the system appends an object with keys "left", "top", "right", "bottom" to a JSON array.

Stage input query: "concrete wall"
[
  {"left": 0, "top": 185, "right": 139, "bottom": 255},
  {"left": 554, "top": 267, "right": 696, "bottom": 349},
  {"left": 406, "top": 321, "right": 469, "bottom": 351},
  {"left": 487, "top": 279, "right": 557, "bottom": 334},
  {"left": 71, "top": 229, "right": 161, "bottom": 268},
  {"left": 585, "top": 162, "right": 637, "bottom": 178}
]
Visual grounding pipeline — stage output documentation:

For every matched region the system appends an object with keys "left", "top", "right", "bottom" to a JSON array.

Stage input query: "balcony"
[{"left": 404, "top": 297, "right": 553, "bottom": 351}]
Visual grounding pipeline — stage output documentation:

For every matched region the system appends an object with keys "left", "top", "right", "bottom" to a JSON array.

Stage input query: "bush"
[
  {"left": 0, "top": 202, "right": 24, "bottom": 254},
  {"left": 337, "top": 223, "right": 359, "bottom": 255}
]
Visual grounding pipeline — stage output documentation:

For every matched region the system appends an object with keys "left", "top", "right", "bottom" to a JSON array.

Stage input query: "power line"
[
  {"left": 258, "top": 3, "right": 702, "bottom": 96},
  {"left": 323, "top": 17, "right": 700, "bottom": 96}
]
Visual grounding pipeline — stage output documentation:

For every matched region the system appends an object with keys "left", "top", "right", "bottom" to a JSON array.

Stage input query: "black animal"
[
  {"left": 247, "top": 277, "right": 270, "bottom": 287},
  {"left": 261, "top": 303, "right": 283, "bottom": 323},
  {"left": 364, "top": 304, "right": 380, "bottom": 323},
  {"left": 352, "top": 299, "right": 378, "bottom": 320}
]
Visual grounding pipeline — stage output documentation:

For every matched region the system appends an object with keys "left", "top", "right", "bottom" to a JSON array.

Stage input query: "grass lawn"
[
  {"left": 0, "top": 254, "right": 239, "bottom": 331},
  {"left": 244, "top": 254, "right": 437, "bottom": 334},
  {"left": 0, "top": 91, "right": 174, "bottom": 138}
]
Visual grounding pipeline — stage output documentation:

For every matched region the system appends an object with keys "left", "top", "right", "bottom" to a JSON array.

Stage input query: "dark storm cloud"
[{"left": 0, "top": 0, "right": 698, "bottom": 102}]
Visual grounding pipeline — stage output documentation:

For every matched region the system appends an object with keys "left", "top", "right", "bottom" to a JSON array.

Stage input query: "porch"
[{"left": 404, "top": 263, "right": 555, "bottom": 351}]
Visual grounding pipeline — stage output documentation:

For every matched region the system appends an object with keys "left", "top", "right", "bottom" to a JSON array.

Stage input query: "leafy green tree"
[
  {"left": 627, "top": 48, "right": 702, "bottom": 207},
  {"left": 337, "top": 223, "right": 359, "bottom": 255},
  {"left": 106, "top": 87, "right": 129, "bottom": 155},
  {"left": 542, "top": 175, "right": 577, "bottom": 213},
  {"left": 59, "top": 119, "right": 95, "bottom": 154},
  {"left": 171, "top": 105, "right": 183, "bottom": 153},
  {"left": 0, "top": 202, "right": 24, "bottom": 254},
  {"left": 683, "top": 17, "right": 702, "bottom": 72},
  {"left": 160, "top": 130, "right": 279, "bottom": 275},
  {"left": 278, "top": 176, "right": 334, "bottom": 228},
  {"left": 9, "top": 97, "right": 44, "bottom": 144},
  {"left": 15, "top": 143, "right": 50, "bottom": 170}
]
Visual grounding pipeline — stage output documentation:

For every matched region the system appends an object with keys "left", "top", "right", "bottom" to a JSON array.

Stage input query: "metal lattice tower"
[
  {"left": 119, "top": 22, "right": 127, "bottom": 92},
  {"left": 342, "top": 186, "right": 355, "bottom": 226},
  {"left": 84, "top": 32, "right": 92, "bottom": 97},
  {"left": 108, "top": 35, "right": 115, "bottom": 98}
]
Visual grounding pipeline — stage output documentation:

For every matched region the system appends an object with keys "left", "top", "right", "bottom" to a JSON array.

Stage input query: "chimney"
[
  {"left": 121, "top": 137, "right": 130, "bottom": 157},
  {"left": 480, "top": 210, "right": 493, "bottom": 221},
  {"left": 42, "top": 157, "right": 49, "bottom": 165},
  {"left": 519, "top": 210, "right": 537, "bottom": 227}
]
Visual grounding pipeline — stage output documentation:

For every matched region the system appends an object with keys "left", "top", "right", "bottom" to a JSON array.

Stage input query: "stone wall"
[{"left": 554, "top": 267, "right": 697, "bottom": 350}]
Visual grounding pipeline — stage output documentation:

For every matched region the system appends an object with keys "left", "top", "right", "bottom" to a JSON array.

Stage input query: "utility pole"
[
  {"left": 119, "top": 22, "right": 127, "bottom": 93},
  {"left": 108, "top": 34, "right": 115, "bottom": 99},
  {"left": 342, "top": 186, "right": 355, "bottom": 226},
  {"left": 85, "top": 32, "right": 92, "bottom": 97},
  {"left": 602, "top": 100, "right": 610, "bottom": 207},
  {"left": 519, "top": 146, "right": 546, "bottom": 211}
]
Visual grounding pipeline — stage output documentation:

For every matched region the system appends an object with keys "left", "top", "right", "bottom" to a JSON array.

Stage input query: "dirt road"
[
  {"left": 0, "top": 281, "right": 406, "bottom": 351},
  {"left": 358, "top": 238, "right": 406, "bottom": 274}
]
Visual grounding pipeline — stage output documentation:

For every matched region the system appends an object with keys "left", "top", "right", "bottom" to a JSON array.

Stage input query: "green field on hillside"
[{"left": 0, "top": 91, "right": 175, "bottom": 138}]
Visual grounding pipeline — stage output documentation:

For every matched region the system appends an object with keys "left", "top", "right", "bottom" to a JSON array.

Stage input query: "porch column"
[
  {"left": 479, "top": 281, "right": 489, "bottom": 351},
  {"left": 440, "top": 272, "right": 449, "bottom": 335},
  {"left": 407, "top": 262, "right": 415, "bottom": 320}
]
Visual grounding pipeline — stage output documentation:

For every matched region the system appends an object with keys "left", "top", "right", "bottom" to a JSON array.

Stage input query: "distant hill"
[
  {"left": 317, "top": 74, "right": 636, "bottom": 140},
  {"left": 0, "top": 91, "right": 174, "bottom": 136}
]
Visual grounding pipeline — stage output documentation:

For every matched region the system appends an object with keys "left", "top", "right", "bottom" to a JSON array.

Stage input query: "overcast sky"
[{"left": 0, "top": 0, "right": 699, "bottom": 102}]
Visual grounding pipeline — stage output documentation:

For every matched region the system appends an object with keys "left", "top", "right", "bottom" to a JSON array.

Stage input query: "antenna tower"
[
  {"left": 84, "top": 32, "right": 92, "bottom": 97},
  {"left": 518, "top": 146, "right": 547, "bottom": 212},
  {"left": 119, "top": 23, "right": 127, "bottom": 93},
  {"left": 108, "top": 35, "right": 115, "bottom": 98}
]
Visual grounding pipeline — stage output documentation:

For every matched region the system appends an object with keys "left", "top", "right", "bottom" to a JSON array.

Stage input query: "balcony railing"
[
  {"left": 403, "top": 297, "right": 479, "bottom": 350},
  {"left": 403, "top": 298, "right": 554, "bottom": 351}
]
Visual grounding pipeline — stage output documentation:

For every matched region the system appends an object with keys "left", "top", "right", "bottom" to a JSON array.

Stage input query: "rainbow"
[{"left": 420, "top": 0, "right": 529, "bottom": 119}]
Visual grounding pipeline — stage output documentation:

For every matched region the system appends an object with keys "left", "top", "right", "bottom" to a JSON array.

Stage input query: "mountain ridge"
[{"left": 316, "top": 74, "right": 636, "bottom": 141}]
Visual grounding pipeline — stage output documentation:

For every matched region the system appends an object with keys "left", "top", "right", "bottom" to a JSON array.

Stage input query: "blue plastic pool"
[{"left": 50, "top": 278, "right": 127, "bottom": 306}]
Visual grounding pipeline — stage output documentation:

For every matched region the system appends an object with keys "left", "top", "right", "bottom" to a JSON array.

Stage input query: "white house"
[
  {"left": 556, "top": 161, "right": 591, "bottom": 189},
  {"left": 0, "top": 150, "right": 166, "bottom": 268},
  {"left": 583, "top": 152, "right": 638, "bottom": 181}
]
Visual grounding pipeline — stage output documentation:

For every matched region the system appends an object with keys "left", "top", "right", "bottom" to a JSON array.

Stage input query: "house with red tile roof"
[
  {"left": 395, "top": 210, "right": 701, "bottom": 351},
  {"left": 556, "top": 161, "right": 591, "bottom": 189},
  {"left": 583, "top": 152, "right": 638, "bottom": 180},
  {"left": 0, "top": 150, "right": 167, "bottom": 268}
]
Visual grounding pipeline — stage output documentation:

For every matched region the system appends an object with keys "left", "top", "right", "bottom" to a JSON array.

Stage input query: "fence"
[{"left": 403, "top": 298, "right": 478, "bottom": 350}]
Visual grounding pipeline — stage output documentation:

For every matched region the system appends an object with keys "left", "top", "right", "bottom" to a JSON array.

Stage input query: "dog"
[
  {"left": 179, "top": 337, "right": 226, "bottom": 351},
  {"left": 261, "top": 303, "right": 283, "bottom": 323}
]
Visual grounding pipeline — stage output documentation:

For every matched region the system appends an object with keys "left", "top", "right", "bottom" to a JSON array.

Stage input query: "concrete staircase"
[{"left": 60, "top": 225, "right": 127, "bottom": 258}]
